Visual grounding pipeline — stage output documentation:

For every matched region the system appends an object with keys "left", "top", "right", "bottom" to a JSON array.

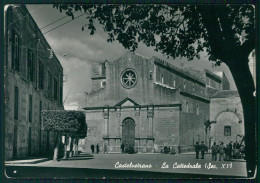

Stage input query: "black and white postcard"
[{"left": 2, "top": 2, "right": 257, "bottom": 180}]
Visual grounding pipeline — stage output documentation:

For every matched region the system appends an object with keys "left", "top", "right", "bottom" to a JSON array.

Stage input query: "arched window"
[
  {"left": 161, "top": 75, "right": 164, "bottom": 84},
  {"left": 196, "top": 105, "right": 199, "bottom": 115},
  {"left": 186, "top": 102, "right": 189, "bottom": 112}
]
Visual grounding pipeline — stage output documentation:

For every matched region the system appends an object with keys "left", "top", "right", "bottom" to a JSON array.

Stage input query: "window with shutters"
[
  {"left": 38, "top": 61, "right": 44, "bottom": 89},
  {"left": 27, "top": 49, "right": 34, "bottom": 82},
  {"left": 54, "top": 78, "right": 58, "bottom": 100},
  {"left": 29, "top": 95, "right": 32, "bottom": 122},
  {"left": 48, "top": 71, "right": 52, "bottom": 97},
  {"left": 12, "top": 33, "right": 20, "bottom": 71}
]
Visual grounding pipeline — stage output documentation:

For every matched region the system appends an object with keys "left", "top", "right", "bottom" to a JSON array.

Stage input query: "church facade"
[{"left": 83, "top": 52, "right": 235, "bottom": 153}]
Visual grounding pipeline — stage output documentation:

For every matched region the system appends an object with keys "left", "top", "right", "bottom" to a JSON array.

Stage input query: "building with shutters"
[
  {"left": 4, "top": 5, "right": 64, "bottom": 160},
  {"left": 83, "top": 52, "right": 240, "bottom": 153}
]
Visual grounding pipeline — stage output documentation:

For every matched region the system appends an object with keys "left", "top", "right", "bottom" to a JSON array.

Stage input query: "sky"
[{"left": 26, "top": 4, "right": 238, "bottom": 109}]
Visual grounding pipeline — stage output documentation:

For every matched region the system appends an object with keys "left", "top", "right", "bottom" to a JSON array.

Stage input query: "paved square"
[{"left": 6, "top": 153, "right": 247, "bottom": 178}]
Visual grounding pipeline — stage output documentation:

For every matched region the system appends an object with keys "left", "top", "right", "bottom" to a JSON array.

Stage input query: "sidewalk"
[{"left": 5, "top": 158, "right": 50, "bottom": 165}]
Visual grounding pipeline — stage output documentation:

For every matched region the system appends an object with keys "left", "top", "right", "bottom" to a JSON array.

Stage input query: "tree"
[
  {"left": 42, "top": 110, "right": 87, "bottom": 160},
  {"left": 53, "top": 4, "right": 256, "bottom": 177}
]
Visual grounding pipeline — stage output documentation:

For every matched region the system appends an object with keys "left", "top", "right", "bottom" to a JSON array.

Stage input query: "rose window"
[{"left": 121, "top": 69, "right": 137, "bottom": 88}]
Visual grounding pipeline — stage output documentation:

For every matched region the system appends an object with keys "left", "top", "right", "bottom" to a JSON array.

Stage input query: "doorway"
[
  {"left": 13, "top": 125, "right": 18, "bottom": 158},
  {"left": 28, "top": 127, "right": 31, "bottom": 156},
  {"left": 122, "top": 118, "right": 135, "bottom": 152}
]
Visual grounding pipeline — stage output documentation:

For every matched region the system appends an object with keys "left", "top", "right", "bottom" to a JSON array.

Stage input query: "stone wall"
[
  {"left": 84, "top": 106, "right": 181, "bottom": 153},
  {"left": 4, "top": 5, "right": 63, "bottom": 160},
  {"left": 178, "top": 93, "right": 209, "bottom": 146},
  {"left": 210, "top": 96, "right": 244, "bottom": 145}
]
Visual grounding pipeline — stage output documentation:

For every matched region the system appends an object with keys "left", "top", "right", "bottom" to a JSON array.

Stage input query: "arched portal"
[
  {"left": 122, "top": 118, "right": 135, "bottom": 151},
  {"left": 210, "top": 112, "right": 244, "bottom": 144}
]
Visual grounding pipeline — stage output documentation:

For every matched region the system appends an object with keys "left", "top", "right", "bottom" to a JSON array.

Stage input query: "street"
[{"left": 5, "top": 152, "right": 247, "bottom": 179}]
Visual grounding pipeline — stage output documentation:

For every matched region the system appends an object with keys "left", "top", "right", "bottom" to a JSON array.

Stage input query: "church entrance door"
[{"left": 122, "top": 118, "right": 135, "bottom": 153}]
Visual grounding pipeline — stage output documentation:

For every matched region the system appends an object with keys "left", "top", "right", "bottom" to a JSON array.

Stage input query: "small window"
[
  {"left": 38, "top": 61, "right": 44, "bottom": 89},
  {"left": 101, "top": 80, "right": 106, "bottom": 88},
  {"left": 186, "top": 102, "right": 189, "bottom": 112},
  {"left": 209, "top": 80, "right": 211, "bottom": 87},
  {"left": 12, "top": 33, "right": 20, "bottom": 71},
  {"left": 149, "top": 71, "right": 153, "bottom": 80},
  {"left": 196, "top": 105, "right": 199, "bottom": 115},
  {"left": 161, "top": 75, "right": 164, "bottom": 84},
  {"left": 27, "top": 49, "right": 34, "bottom": 82},
  {"left": 173, "top": 79, "right": 176, "bottom": 87},
  {"left": 201, "top": 86, "right": 203, "bottom": 94},
  {"left": 193, "top": 84, "right": 195, "bottom": 91},
  {"left": 224, "top": 126, "right": 231, "bottom": 136},
  {"left": 183, "top": 80, "right": 186, "bottom": 89}
]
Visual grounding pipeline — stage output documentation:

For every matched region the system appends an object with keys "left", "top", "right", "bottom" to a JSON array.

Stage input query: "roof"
[
  {"left": 152, "top": 57, "right": 205, "bottom": 85},
  {"left": 205, "top": 69, "right": 222, "bottom": 82},
  {"left": 213, "top": 71, "right": 224, "bottom": 78},
  {"left": 212, "top": 90, "right": 240, "bottom": 98},
  {"left": 182, "top": 67, "right": 205, "bottom": 80}
]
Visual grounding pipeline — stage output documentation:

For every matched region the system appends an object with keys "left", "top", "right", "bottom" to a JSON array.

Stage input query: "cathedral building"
[{"left": 83, "top": 52, "right": 237, "bottom": 153}]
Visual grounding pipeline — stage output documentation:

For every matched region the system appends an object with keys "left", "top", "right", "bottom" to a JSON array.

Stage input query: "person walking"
[
  {"left": 200, "top": 141, "right": 206, "bottom": 159},
  {"left": 104, "top": 143, "right": 108, "bottom": 154},
  {"left": 228, "top": 141, "right": 233, "bottom": 159},
  {"left": 121, "top": 143, "right": 125, "bottom": 153},
  {"left": 195, "top": 142, "right": 200, "bottom": 159},
  {"left": 91, "top": 144, "right": 95, "bottom": 154},
  {"left": 211, "top": 142, "right": 218, "bottom": 161},
  {"left": 224, "top": 144, "right": 229, "bottom": 161},
  {"left": 178, "top": 145, "right": 181, "bottom": 154},
  {"left": 218, "top": 142, "right": 225, "bottom": 161},
  {"left": 96, "top": 144, "right": 100, "bottom": 154}
]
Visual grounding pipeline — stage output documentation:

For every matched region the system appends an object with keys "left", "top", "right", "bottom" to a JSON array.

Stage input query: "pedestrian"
[
  {"left": 233, "top": 141, "right": 236, "bottom": 150},
  {"left": 96, "top": 144, "right": 99, "bottom": 154},
  {"left": 160, "top": 146, "right": 163, "bottom": 153},
  {"left": 104, "top": 143, "right": 108, "bottom": 154},
  {"left": 121, "top": 143, "right": 125, "bottom": 153},
  {"left": 211, "top": 142, "right": 218, "bottom": 161},
  {"left": 178, "top": 145, "right": 181, "bottom": 154},
  {"left": 236, "top": 142, "right": 240, "bottom": 149},
  {"left": 218, "top": 142, "right": 225, "bottom": 161},
  {"left": 229, "top": 141, "right": 233, "bottom": 158},
  {"left": 195, "top": 142, "right": 200, "bottom": 159},
  {"left": 224, "top": 144, "right": 229, "bottom": 161},
  {"left": 91, "top": 144, "right": 95, "bottom": 154},
  {"left": 200, "top": 141, "right": 206, "bottom": 159}
]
